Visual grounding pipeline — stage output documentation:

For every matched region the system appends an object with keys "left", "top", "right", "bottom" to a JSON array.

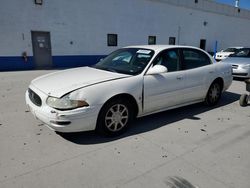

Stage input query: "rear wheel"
[
  {"left": 205, "top": 82, "right": 222, "bottom": 106},
  {"left": 239, "top": 94, "right": 249, "bottom": 107},
  {"left": 96, "top": 98, "right": 134, "bottom": 136}
]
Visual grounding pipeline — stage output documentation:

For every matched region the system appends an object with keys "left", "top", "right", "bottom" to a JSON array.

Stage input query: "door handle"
[
  {"left": 176, "top": 76, "right": 183, "bottom": 80},
  {"left": 209, "top": 71, "right": 214, "bottom": 74}
]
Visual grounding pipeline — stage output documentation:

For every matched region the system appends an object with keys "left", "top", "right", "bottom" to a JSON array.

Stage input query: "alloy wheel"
[
  {"left": 105, "top": 104, "right": 129, "bottom": 132},
  {"left": 208, "top": 83, "right": 220, "bottom": 104}
]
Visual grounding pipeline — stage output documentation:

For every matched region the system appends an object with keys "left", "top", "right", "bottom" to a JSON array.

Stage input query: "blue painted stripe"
[
  {"left": 0, "top": 56, "right": 35, "bottom": 71},
  {"left": 0, "top": 55, "right": 106, "bottom": 71},
  {"left": 52, "top": 55, "right": 106, "bottom": 68}
]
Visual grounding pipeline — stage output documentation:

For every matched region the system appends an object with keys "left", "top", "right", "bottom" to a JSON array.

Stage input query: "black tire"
[
  {"left": 239, "top": 94, "right": 249, "bottom": 107},
  {"left": 205, "top": 82, "right": 222, "bottom": 106},
  {"left": 96, "top": 98, "right": 134, "bottom": 136}
]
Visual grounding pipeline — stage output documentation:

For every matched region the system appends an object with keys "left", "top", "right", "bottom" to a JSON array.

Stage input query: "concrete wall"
[{"left": 0, "top": 0, "right": 250, "bottom": 70}]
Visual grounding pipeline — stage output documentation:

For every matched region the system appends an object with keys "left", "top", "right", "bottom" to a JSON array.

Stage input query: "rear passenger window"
[{"left": 182, "top": 49, "right": 211, "bottom": 70}]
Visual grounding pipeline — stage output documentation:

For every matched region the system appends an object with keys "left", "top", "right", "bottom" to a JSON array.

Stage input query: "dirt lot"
[{"left": 0, "top": 70, "right": 249, "bottom": 188}]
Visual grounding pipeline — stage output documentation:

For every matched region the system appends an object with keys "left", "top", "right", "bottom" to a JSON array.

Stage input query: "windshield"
[
  {"left": 229, "top": 48, "right": 250, "bottom": 58},
  {"left": 223, "top": 48, "right": 238, "bottom": 52},
  {"left": 92, "top": 48, "right": 154, "bottom": 75}
]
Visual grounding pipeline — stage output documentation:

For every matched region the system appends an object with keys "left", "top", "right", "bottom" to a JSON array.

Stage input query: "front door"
[
  {"left": 31, "top": 31, "right": 52, "bottom": 68},
  {"left": 143, "top": 49, "right": 186, "bottom": 114}
]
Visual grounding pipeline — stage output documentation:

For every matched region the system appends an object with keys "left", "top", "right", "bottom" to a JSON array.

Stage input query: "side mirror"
[{"left": 147, "top": 65, "right": 168, "bottom": 75}]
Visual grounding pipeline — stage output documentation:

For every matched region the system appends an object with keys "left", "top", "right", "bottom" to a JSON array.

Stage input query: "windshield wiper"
[
  {"left": 105, "top": 68, "right": 117, "bottom": 73},
  {"left": 93, "top": 66, "right": 117, "bottom": 73}
]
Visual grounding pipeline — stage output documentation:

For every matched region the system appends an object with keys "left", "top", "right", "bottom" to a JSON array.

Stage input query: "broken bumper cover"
[{"left": 25, "top": 87, "right": 100, "bottom": 133}]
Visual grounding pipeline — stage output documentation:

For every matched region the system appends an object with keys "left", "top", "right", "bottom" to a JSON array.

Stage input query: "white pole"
[{"left": 235, "top": 0, "right": 240, "bottom": 8}]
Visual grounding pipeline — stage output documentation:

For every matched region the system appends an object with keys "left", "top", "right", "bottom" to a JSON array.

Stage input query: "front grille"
[
  {"left": 232, "top": 64, "right": 239, "bottom": 69},
  {"left": 232, "top": 73, "right": 248, "bottom": 76},
  {"left": 28, "top": 89, "right": 42, "bottom": 107}
]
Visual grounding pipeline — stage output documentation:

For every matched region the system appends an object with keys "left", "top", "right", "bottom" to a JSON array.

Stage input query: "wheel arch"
[
  {"left": 211, "top": 77, "right": 224, "bottom": 91},
  {"left": 98, "top": 93, "right": 139, "bottom": 119},
  {"left": 95, "top": 93, "right": 139, "bottom": 134}
]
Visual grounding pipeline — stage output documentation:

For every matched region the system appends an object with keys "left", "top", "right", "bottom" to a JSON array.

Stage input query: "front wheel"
[
  {"left": 205, "top": 82, "right": 222, "bottom": 106},
  {"left": 239, "top": 94, "right": 249, "bottom": 107},
  {"left": 96, "top": 98, "right": 134, "bottom": 136}
]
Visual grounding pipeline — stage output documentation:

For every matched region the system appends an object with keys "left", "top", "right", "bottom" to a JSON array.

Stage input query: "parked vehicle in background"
[
  {"left": 214, "top": 47, "right": 243, "bottom": 61},
  {"left": 26, "top": 45, "right": 232, "bottom": 136},
  {"left": 221, "top": 48, "right": 250, "bottom": 79}
]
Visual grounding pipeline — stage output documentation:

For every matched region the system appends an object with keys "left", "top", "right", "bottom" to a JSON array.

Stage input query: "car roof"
[
  {"left": 124, "top": 45, "right": 202, "bottom": 52},
  {"left": 223, "top": 47, "right": 244, "bottom": 50},
  {"left": 231, "top": 47, "right": 250, "bottom": 52},
  {"left": 237, "top": 47, "right": 250, "bottom": 50}
]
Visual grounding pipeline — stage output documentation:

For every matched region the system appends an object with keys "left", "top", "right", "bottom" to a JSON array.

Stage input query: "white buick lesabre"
[{"left": 26, "top": 45, "right": 232, "bottom": 136}]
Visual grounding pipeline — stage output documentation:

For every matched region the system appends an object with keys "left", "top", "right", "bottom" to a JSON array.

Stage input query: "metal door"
[{"left": 31, "top": 31, "right": 52, "bottom": 68}]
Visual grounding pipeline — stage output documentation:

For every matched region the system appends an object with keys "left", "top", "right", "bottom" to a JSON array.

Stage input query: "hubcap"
[
  {"left": 209, "top": 84, "right": 220, "bottom": 103},
  {"left": 105, "top": 104, "right": 129, "bottom": 132}
]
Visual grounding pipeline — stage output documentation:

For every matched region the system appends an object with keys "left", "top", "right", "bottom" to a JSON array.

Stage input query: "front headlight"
[
  {"left": 242, "top": 64, "right": 250, "bottom": 69},
  {"left": 46, "top": 94, "right": 89, "bottom": 110}
]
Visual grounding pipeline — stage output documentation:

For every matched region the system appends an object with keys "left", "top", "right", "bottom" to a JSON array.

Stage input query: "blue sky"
[{"left": 216, "top": 0, "right": 250, "bottom": 10}]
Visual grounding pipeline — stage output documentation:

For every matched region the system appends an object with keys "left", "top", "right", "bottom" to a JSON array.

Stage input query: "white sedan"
[
  {"left": 214, "top": 47, "right": 243, "bottom": 61},
  {"left": 26, "top": 45, "right": 232, "bottom": 136}
]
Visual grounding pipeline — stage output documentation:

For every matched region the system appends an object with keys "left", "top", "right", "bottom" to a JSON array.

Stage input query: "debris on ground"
[{"left": 200, "top": 129, "right": 206, "bottom": 132}]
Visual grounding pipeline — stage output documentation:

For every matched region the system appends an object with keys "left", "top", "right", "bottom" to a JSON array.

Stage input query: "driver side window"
[{"left": 153, "top": 49, "right": 179, "bottom": 72}]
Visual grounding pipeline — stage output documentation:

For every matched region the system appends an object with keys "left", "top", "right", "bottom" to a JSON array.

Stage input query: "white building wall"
[{"left": 0, "top": 0, "right": 250, "bottom": 63}]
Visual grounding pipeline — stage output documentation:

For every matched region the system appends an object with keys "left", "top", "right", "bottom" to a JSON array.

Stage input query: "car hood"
[
  {"left": 31, "top": 67, "right": 130, "bottom": 98},
  {"left": 221, "top": 57, "right": 250, "bottom": 65},
  {"left": 216, "top": 52, "right": 233, "bottom": 56}
]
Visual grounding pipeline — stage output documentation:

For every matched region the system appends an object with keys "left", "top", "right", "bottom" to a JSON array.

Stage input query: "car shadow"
[{"left": 58, "top": 91, "right": 240, "bottom": 145}]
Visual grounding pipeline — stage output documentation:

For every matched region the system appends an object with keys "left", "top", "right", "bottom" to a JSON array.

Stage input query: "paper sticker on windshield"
[{"left": 136, "top": 49, "right": 151, "bottom": 54}]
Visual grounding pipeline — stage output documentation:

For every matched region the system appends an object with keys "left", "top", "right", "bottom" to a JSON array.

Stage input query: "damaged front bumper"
[{"left": 25, "top": 85, "right": 100, "bottom": 133}]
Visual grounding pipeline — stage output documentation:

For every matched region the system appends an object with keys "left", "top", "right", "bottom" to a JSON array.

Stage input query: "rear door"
[{"left": 180, "top": 48, "right": 215, "bottom": 103}]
